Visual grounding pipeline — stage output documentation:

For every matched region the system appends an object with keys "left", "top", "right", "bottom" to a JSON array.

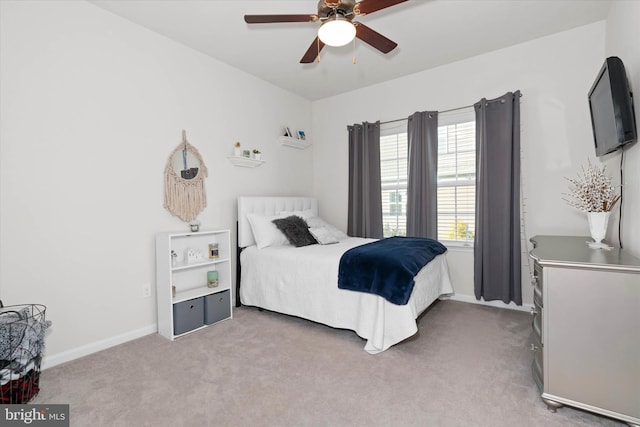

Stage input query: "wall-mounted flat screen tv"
[{"left": 588, "top": 56, "right": 637, "bottom": 157}]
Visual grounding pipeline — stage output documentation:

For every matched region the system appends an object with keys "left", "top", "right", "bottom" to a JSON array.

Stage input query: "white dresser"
[{"left": 529, "top": 235, "right": 640, "bottom": 426}]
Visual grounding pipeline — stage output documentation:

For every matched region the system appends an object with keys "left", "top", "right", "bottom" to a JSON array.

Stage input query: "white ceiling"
[{"left": 88, "top": 0, "right": 612, "bottom": 101}]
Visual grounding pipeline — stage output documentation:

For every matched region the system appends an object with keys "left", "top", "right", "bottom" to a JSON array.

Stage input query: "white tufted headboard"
[{"left": 237, "top": 196, "right": 318, "bottom": 248}]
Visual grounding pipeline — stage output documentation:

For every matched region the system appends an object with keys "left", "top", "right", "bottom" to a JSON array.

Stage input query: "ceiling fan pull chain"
[{"left": 353, "top": 37, "right": 357, "bottom": 64}]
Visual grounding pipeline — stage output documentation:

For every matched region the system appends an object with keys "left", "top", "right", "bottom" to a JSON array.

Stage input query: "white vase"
[
  {"left": 233, "top": 147, "right": 241, "bottom": 157},
  {"left": 587, "top": 211, "right": 611, "bottom": 249}
]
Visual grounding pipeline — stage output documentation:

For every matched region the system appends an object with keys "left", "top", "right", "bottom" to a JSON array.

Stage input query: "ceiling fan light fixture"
[{"left": 317, "top": 15, "right": 356, "bottom": 47}]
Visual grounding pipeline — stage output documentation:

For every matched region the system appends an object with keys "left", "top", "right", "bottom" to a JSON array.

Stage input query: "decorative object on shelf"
[
  {"left": 209, "top": 243, "right": 219, "bottom": 259},
  {"left": 171, "top": 250, "right": 178, "bottom": 266},
  {"left": 297, "top": 130, "right": 306, "bottom": 140},
  {"left": 163, "top": 130, "right": 208, "bottom": 222},
  {"left": 189, "top": 220, "right": 200, "bottom": 232},
  {"left": 563, "top": 161, "right": 620, "bottom": 249},
  {"left": 172, "top": 285, "right": 176, "bottom": 298},
  {"left": 242, "top": 149, "right": 250, "bottom": 158},
  {"left": 207, "top": 270, "right": 219, "bottom": 288},
  {"left": 185, "top": 248, "right": 204, "bottom": 263},
  {"left": 252, "top": 149, "right": 262, "bottom": 160},
  {"left": 284, "top": 127, "right": 292, "bottom": 137},
  {"left": 234, "top": 141, "right": 241, "bottom": 157},
  {"left": 587, "top": 212, "right": 611, "bottom": 249}
]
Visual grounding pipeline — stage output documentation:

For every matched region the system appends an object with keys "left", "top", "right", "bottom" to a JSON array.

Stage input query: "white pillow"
[
  {"left": 278, "top": 209, "right": 315, "bottom": 219},
  {"left": 309, "top": 227, "right": 339, "bottom": 245},
  {"left": 246, "top": 213, "right": 290, "bottom": 249},
  {"left": 305, "top": 216, "right": 348, "bottom": 241}
]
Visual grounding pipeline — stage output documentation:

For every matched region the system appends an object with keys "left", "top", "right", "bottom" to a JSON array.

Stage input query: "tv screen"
[{"left": 588, "top": 56, "right": 637, "bottom": 157}]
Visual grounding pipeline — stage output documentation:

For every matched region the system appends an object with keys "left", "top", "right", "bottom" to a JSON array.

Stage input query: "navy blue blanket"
[{"left": 338, "top": 236, "right": 447, "bottom": 305}]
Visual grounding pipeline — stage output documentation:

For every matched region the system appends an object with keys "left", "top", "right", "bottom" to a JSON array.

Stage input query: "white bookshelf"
[{"left": 155, "top": 229, "right": 232, "bottom": 340}]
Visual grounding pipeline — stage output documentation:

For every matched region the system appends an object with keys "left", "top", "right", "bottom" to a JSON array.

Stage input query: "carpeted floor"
[{"left": 34, "top": 300, "right": 624, "bottom": 426}]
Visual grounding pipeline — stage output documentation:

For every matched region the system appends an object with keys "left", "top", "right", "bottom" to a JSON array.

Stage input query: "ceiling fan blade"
[
  {"left": 354, "top": 0, "right": 408, "bottom": 15},
  {"left": 244, "top": 14, "right": 318, "bottom": 24},
  {"left": 355, "top": 23, "right": 397, "bottom": 53},
  {"left": 300, "top": 37, "right": 326, "bottom": 63}
]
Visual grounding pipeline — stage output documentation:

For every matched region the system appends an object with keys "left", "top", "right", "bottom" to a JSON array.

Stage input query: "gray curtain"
[
  {"left": 347, "top": 121, "right": 383, "bottom": 238},
  {"left": 474, "top": 91, "right": 522, "bottom": 305},
  {"left": 406, "top": 111, "right": 439, "bottom": 238}
]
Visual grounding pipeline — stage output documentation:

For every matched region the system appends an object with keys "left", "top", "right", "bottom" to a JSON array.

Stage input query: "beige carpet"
[{"left": 34, "top": 300, "right": 623, "bottom": 426}]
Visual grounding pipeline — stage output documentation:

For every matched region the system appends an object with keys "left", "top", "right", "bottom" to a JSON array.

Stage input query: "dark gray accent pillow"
[{"left": 272, "top": 216, "right": 317, "bottom": 247}]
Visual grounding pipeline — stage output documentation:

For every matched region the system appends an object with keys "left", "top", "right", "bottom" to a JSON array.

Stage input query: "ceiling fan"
[{"left": 244, "top": 0, "right": 408, "bottom": 63}]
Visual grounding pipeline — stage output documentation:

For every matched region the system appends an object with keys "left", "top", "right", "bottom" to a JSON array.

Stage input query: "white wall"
[
  {"left": 312, "top": 22, "right": 609, "bottom": 306},
  {"left": 0, "top": 1, "right": 313, "bottom": 367},
  {"left": 604, "top": 0, "right": 640, "bottom": 258}
]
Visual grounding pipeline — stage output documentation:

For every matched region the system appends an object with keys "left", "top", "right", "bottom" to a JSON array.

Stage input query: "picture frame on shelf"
[
  {"left": 297, "top": 130, "right": 306, "bottom": 140},
  {"left": 209, "top": 243, "right": 219, "bottom": 259}
]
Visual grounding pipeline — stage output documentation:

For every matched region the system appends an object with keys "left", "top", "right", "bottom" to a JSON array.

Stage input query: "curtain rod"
[{"left": 380, "top": 92, "right": 523, "bottom": 125}]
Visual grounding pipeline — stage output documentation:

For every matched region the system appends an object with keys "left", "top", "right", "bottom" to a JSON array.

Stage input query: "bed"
[{"left": 236, "top": 196, "right": 454, "bottom": 354}]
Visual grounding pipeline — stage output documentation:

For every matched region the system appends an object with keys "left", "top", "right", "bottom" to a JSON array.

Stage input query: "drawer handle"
[
  {"left": 530, "top": 307, "right": 539, "bottom": 316},
  {"left": 530, "top": 343, "right": 540, "bottom": 351},
  {"left": 531, "top": 277, "right": 539, "bottom": 286},
  {"left": 219, "top": 297, "right": 223, "bottom": 302}
]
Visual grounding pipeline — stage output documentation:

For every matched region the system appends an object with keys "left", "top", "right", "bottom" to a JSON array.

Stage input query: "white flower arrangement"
[{"left": 564, "top": 161, "right": 620, "bottom": 212}]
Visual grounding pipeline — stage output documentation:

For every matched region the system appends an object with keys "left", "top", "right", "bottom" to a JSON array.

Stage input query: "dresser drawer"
[
  {"left": 532, "top": 307, "right": 542, "bottom": 344},
  {"left": 532, "top": 345, "right": 543, "bottom": 393},
  {"left": 533, "top": 263, "right": 543, "bottom": 307}
]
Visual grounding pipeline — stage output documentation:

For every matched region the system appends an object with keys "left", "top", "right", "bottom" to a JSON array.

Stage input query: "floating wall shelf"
[
  {"left": 227, "top": 156, "right": 265, "bottom": 168},
  {"left": 279, "top": 136, "right": 311, "bottom": 149}
]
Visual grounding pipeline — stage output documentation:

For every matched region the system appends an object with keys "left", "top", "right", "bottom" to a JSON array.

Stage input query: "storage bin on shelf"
[{"left": 0, "top": 302, "right": 51, "bottom": 403}]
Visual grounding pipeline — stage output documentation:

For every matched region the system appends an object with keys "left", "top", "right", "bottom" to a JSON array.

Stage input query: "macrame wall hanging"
[{"left": 163, "top": 130, "right": 208, "bottom": 222}]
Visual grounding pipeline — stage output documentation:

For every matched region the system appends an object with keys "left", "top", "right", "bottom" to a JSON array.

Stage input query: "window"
[
  {"left": 437, "top": 109, "right": 476, "bottom": 244},
  {"left": 379, "top": 108, "right": 476, "bottom": 245},
  {"left": 380, "top": 123, "right": 408, "bottom": 237}
]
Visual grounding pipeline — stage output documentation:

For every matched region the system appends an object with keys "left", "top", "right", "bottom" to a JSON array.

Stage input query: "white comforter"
[{"left": 240, "top": 237, "right": 454, "bottom": 353}]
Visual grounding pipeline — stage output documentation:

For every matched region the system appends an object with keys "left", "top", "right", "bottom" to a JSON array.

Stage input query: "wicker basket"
[{"left": 0, "top": 303, "right": 50, "bottom": 403}]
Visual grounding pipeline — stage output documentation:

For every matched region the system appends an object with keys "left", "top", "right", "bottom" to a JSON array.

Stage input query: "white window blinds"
[{"left": 437, "top": 108, "right": 476, "bottom": 244}]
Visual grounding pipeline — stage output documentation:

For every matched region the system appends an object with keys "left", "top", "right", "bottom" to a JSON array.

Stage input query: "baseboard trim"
[
  {"left": 444, "top": 293, "right": 533, "bottom": 312},
  {"left": 41, "top": 324, "right": 157, "bottom": 370},
  {"left": 41, "top": 295, "right": 531, "bottom": 368}
]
